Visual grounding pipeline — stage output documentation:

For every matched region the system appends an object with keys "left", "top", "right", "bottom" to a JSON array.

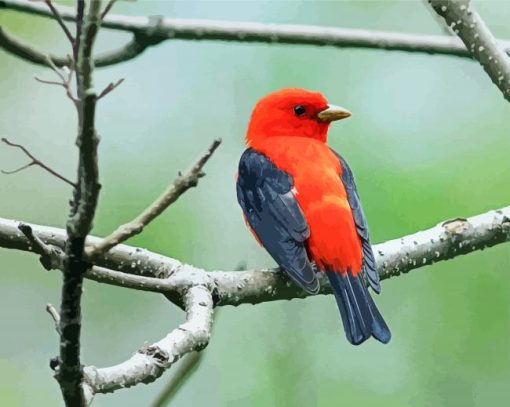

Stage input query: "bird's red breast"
[{"left": 248, "top": 135, "right": 363, "bottom": 275}]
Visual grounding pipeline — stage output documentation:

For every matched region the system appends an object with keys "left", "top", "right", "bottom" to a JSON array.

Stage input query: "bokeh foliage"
[{"left": 0, "top": 1, "right": 509, "bottom": 406}]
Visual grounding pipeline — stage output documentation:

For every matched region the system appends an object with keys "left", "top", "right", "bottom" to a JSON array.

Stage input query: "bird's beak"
[{"left": 317, "top": 104, "right": 352, "bottom": 122}]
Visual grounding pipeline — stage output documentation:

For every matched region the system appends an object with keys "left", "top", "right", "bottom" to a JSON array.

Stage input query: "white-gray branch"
[
  {"left": 2, "top": 0, "right": 510, "bottom": 68},
  {"left": 0, "top": 206, "right": 509, "bottom": 398},
  {"left": 82, "top": 285, "right": 214, "bottom": 404},
  {"left": 0, "top": 206, "right": 509, "bottom": 306},
  {"left": 429, "top": 0, "right": 510, "bottom": 102}
]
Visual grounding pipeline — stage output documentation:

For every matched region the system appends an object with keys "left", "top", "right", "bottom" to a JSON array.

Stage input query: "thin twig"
[
  {"left": 1, "top": 161, "right": 34, "bottom": 174},
  {"left": 44, "top": 54, "right": 66, "bottom": 82},
  {"left": 100, "top": 0, "right": 116, "bottom": 20},
  {"left": 97, "top": 78, "right": 124, "bottom": 99},
  {"left": 34, "top": 76, "right": 63, "bottom": 86},
  {"left": 34, "top": 64, "right": 78, "bottom": 104},
  {"left": 43, "top": 0, "right": 75, "bottom": 45},
  {"left": 1, "top": 138, "right": 76, "bottom": 187},
  {"left": 85, "top": 138, "right": 222, "bottom": 258},
  {"left": 46, "top": 303, "right": 62, "bottom": 335},
  {"left": 43, "top": 54, "right": 79, "bottom": 104}
]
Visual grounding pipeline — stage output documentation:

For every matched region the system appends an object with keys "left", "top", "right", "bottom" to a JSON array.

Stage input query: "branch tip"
[
  {"left": 46, "top": 303, "right": 62, "bottom": 335},
  {"left": 1, "top": 138, "right": 76, "bottom": 187},
  {"left": 86, "top": 138, "right": 222, "bottom": 258},
  {"left": 100, "top": 0, "right": 117, "bottom": 20},
  {"left": 97, "top": 77, "right": 125, "bottom": 99},
  {"left": 17, "top": 222, "right": 62, "bottom": 270},
  {"left": 43, "top": 0, "right": 75, "bottom": 45}
]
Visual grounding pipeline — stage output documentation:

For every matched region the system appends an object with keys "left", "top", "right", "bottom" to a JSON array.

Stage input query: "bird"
[{"left": 236, "top": 88, "right": 390, "bottom": 345}]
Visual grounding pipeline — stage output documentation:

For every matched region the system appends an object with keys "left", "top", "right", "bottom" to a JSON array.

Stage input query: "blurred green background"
[{"left": 1, "top": 0, "right": 510, "bottom": 406}]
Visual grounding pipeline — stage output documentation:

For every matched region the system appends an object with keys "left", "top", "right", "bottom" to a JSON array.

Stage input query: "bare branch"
[
  {"left": 0, "top": 207, "right": 508, "bottom": 307},
  {"left": 0, "top": 207, "right": 508, "bottom": 396},
  {"left": 2, "top": 0, "right": 510, "bottom": 65},
  {"left": 83, "top": 285, "right": 214, "bottom": 403},
  {"left": 151, "top": 309, "right": 221, "bottom": 407},
  {"left": 74, "top": 0, "right": 84, "bottom": 59},
  {"left": 43, "top": 0, "right": 75, "bottom": 45},
  {"left": 56, "top": 0, "right": 103, "bottom": 405},
  {"left": 17, "top": 223, "right": 63, "bottom": 270},
  {"left": 85, "top": 138, "right": 222, "bottom": 259},
  {"left": 0, "top": 26, "right": 69, "bottom": 66},
  {"left": 44, "top": 52, "right": 67, "bottom": 82},
  {"left": 100, "top": 0, "right": 116, "bottom": 20},
  {"left": 46, "top": 303, "right": 62, "bottom": 335},
  {"left": 85, "top": 265, "right": 184, "bottom": 294},
  {"left": 97, "top": 77, "right": 124, "bottom": 99},
  {"left": 1, "top": 138, "right": 76, "bottom": 187},
  {"left": 35, "top": 56, "right": 78, "bottom": 104},
  {"left": 34, "top": 76, "right": 64, "bottom": 86},
  {"left": 0, "top": 27, "right": 153, "bottom": 68},
  {"left": 19, "top": 220, "right": 184, "bottom": 294},
  {"left": 429, "top": 0, "right": 510, "bottom": 102},
  {"left": 1, "top": 161, "right": 34, "bottom": 174}
]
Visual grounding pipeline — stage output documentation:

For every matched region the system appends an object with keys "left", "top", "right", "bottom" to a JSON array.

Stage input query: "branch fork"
[{"left": 1, "top": 138, "right": 76, "bottom": 187}]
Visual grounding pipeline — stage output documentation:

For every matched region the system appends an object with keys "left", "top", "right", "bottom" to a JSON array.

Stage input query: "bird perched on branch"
[{"left": 236, "top": 88, "right": 390, "bottom": 345}]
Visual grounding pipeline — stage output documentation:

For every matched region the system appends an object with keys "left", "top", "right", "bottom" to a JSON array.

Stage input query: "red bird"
[{"left": 236, "top": 88, "right": 390, "bottom": 345}]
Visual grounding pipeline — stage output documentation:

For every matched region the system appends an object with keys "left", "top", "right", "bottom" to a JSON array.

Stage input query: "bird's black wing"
[
  {"left": 330, "top": 149, "right": 381, "bottom": 293},
  {"left": 236, "top": 148, "right": 319, "bottom": 293}
]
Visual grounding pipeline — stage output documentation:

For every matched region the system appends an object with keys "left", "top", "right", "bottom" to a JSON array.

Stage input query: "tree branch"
[
  {"left": 85, "top": 138, "right": 221, "bottom": 259},
  {"left": 0, "top": 26, "right": 154, "bottom": 68},
  {"left": 82, "top": 285, "right": 214, "bottom": 404},
  {"left": 43, "top": 0, "right": 75, "bottom": 45},
  {"left": 17, "top": 223, "right": 63, "bottom": 270},
  {"left": 100, "top": 0, "right": 116, "bottom": 21},
  {"left": 0, "top": 206, "right": 508, "bottom": 396},
  {"left": 429, "top": 0, "right": 510, "bottom": 102},
  {"left": 2, "top": 0, "right": 510, "bottom": 68},
  {"left": 56, "top": 1, "right": 102, "bottom": 405},
  {"left": 0, "top": 207, "right": 508, "bottom": 306},
  {"left": 97, "top": 77, "right": 124, "bottom": 99},
  {"left": 37, "top": 54, "right": 78, "bottom": 104},
  {"left": 46, "top": 303, "right": 62, "bottom": 336},
  {"left": 1, "top": 138, "right": 76, "bottom": 186},
  {"left": 151, "top": 309, "right": 221, "bottom": 407}
]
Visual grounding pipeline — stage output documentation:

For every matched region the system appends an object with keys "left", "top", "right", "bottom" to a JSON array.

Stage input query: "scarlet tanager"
[{"left": 236, "top": 88, "right": 390, "bottom": 345}]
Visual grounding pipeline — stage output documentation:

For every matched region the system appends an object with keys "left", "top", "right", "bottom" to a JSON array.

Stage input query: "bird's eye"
[{"left": 293, "top": 105, "right": 306, "bottom": 116}]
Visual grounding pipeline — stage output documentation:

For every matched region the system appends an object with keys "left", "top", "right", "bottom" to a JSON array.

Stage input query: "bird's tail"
[{"left": 326, "top": 270, "right": 391, "bottom": 345}]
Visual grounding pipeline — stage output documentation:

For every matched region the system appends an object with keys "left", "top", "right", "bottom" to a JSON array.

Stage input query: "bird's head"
[{"left": 246, "top": 88, "right": 351, "bottom": 145}]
